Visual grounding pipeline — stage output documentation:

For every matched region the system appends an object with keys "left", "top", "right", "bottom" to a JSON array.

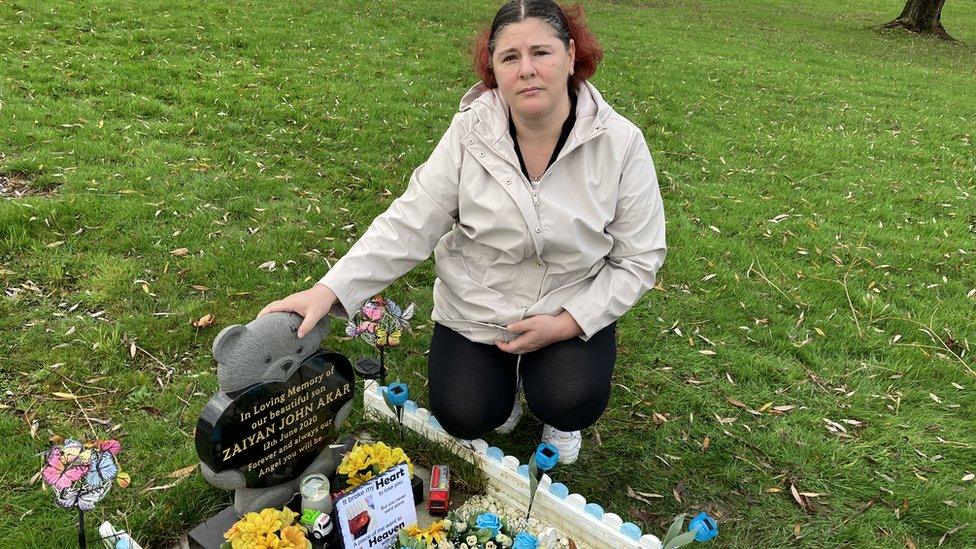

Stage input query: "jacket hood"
[{"left": 458, "top": 80, "right": 614, "bottom": 145}]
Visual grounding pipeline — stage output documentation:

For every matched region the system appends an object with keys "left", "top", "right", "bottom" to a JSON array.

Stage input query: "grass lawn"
[{"left": 2, "top": 0, "right": 974, "bottom": 546}]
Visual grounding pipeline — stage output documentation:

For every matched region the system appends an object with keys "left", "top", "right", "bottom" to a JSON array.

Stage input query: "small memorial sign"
[
  {"left": 335, "top": 463, "right": 416, "bottom": 549},
  {"left": 195, "top": 350, "right": 354, "bottom": 488}
]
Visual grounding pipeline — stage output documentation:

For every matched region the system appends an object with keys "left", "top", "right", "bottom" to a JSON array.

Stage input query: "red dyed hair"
[{"left": 472, "top": 3, "right": 604, "bottom": 89}]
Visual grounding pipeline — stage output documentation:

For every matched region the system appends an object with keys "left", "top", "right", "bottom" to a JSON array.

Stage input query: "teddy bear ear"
[{"left": 212, "top": 324, "right": 246, "bottom": 364}]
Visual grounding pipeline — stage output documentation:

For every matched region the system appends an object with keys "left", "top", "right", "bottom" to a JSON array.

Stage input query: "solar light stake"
[
  {"left": 78, "top": 508, "right": 86, "bottom": 549},
  {"left": 527, "top": 443, "right": 559, "bottom": 520},
  {"left": 384, "top": 382, "right": 410, "bottom": 444}
]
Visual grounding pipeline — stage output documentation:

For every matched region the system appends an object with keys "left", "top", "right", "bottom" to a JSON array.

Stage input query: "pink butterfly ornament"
[
  {"left": 92, "top": 439, "right": 121, "bottom": 456},
  {"left": 362, "top": 301, "right": 384, "bottom": 321},
  {"left": 43, "top": 446, "right": 91, "bottom": 490}
]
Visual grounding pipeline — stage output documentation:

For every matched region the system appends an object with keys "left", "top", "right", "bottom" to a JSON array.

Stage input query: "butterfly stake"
[
  {"left": 41, "top": 438, "right": 126, "bottom": 549},
  {"left": 346, "top": 294, "right": 414, "bottom": 386}
]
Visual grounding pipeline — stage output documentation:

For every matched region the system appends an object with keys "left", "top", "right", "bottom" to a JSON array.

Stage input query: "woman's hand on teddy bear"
[{"left": 257, "top": 284, "right": 338, "bottom": 338}]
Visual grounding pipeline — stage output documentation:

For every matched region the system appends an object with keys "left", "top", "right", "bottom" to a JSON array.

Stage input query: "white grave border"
[{"left": 363, "top": 381, "right": 663, "bottom": 549}]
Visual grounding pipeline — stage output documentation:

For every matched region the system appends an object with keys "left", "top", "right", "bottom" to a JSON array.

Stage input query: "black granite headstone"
[{"left": 195, "top": 350, "right": 355, "bottom": 489}]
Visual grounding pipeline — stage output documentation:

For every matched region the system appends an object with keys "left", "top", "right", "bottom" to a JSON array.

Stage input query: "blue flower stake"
[
  {"left": 383, "top": 381, "right": 409, "bottom": 444},
  {"left": 513, "top": 531, "right": 539, "bottom": 549},
  {"left": 526, "top": 442, "right": 559, "bottom": 521},
  {"left": 688, "top": 511, "right": 718, "bottom": 542}
]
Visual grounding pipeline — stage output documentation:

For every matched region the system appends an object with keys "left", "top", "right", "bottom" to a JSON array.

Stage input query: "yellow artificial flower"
[
  {"left": 370, "top": 443, "right": 392, "bottom": 466},
  {"left": 347, "top": 470, "right": 375, "bottom": 487},
  {"left": 277, "top": 506, "right": 299, "bottom": 528},
  {"left": 258, "top": 508, "right": 284, "bottom": 533},
  {"left": 224, "top": 521, "right": 241, "bottom": 540},
  {"left": 225, "top": 509, "right": 288, "bottom": 548},
  {"left": 254, "top": 532, "right": 284, "bottom": 549},
  {"left": 404, "top": 521, "right": 449, "bottom": 546},
  {"left": 338, "top": 447, "right": 371, "bottom": 476},
  {"left": 280, "top": 525, "right": 308, "bottom": 549}
]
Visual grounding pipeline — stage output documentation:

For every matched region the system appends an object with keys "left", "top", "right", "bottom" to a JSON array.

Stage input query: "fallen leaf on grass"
[
  {"left": 192, "top": 314, "right": 215, "bottom": 329},
  {"left": 628, "top": 507, "right": 656, "bottom": 525},
  {"left": 258, "top": 260, "right": 276, "bottom": 271},
  {"left": 626, "top": 485, "right": 663, "bottom": 505},
  {"left": 672, "top": 481, "right": 684, "bottom": 504},
  {"left": 169, "top": 464, "right": 198, "bottom": 479},
  {"left": 907, "top": 537, "right": 917, "bottom": 549},
  {"left": 52, "top": 392, "right": 78, "bottom": 400},
  {"left": 698, "top": 349, "right": 716, "bottom": 356},
  {"left": 961, "top": 473, "right": 974, "bottom": 482},
  {"left": 856, "top": 496, "right": 877, "bottom": 514},
  {"left": 46, "top": 241, "right": 65, "bottom": 248},
  {"left": 727, "top": 398, "right": 747, "bottom": 409},
  {"left": 939, "top": 525, "right": 966, "bottom": 547},
  {"left": 190, "top": 284, "right": 210, "bottom": 292},
  {"left": 790, "top": 484, "right": 807, "bottom": 511},
  {"left": 702, "top": 436, "right": 710, "bottom": 451},
  {"left": 138, "top": 480, "right": 183, "bottom": 495},
  {"left": 170, "top": 248, "right": 189, "bottom": 257}
]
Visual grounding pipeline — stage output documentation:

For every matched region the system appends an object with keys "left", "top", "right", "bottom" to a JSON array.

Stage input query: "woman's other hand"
[
  {"left": 495, "top": 311, "right": 583, "bottom": 354},
  {"left": 257, "top": 284, "right": 338, "bottom": 338}
]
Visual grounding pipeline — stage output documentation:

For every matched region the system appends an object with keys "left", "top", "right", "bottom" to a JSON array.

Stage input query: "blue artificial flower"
[
  {"left": 688, "top": 511, "right": 718, "bottom": 542},
  {"left": 533, "top": 443, "right": 559, "bottom": 472},
  {"left": 512, "top": 532, "right": 539, "bottom": 549},
  {"left": 385, "top": 382, "right": 409, "bottom": 407},
  {"left": 475, "top": 512, "right": 502, "bottom": 537}
]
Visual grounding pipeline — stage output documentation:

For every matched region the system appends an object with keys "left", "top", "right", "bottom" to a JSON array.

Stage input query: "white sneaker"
[
  {"left": 495, "top": 398, "right": 523, "bottom": 434},
  {"left": 541, "top": 425, "right": 581, "bottom": 465}
]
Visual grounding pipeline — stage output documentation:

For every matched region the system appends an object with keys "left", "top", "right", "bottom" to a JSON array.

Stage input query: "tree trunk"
[{"left": 884, "top": 0, "right": 953, "bottom": 40}]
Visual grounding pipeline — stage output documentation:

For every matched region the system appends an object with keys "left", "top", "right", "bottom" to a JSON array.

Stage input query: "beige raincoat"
[{"left": 319, "top": 81, "right": 666, "bottom": 344}]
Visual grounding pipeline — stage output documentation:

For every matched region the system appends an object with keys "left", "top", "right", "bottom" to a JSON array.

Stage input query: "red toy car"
[{"left": 427, "top": 465, "right": 450, "bottom": 516}]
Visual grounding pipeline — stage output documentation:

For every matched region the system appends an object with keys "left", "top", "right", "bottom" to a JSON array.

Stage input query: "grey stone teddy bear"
[{"left": 196, "top": 312, "right": 355, "bottom": 515}]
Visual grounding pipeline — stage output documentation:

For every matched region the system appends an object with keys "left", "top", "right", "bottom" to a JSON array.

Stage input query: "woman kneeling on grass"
[{"left": 259, "top": 0, "right": 666, "bottom": 464}]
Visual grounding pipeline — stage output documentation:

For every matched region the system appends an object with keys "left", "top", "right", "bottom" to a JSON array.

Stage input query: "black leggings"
[{"left": 427, "top": 322, "right": 616, "bottom": 440}]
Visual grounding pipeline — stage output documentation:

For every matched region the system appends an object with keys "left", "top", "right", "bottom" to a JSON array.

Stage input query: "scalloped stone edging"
[{"left": 364, "top": 380, "right": 663, "bottom": 549}]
